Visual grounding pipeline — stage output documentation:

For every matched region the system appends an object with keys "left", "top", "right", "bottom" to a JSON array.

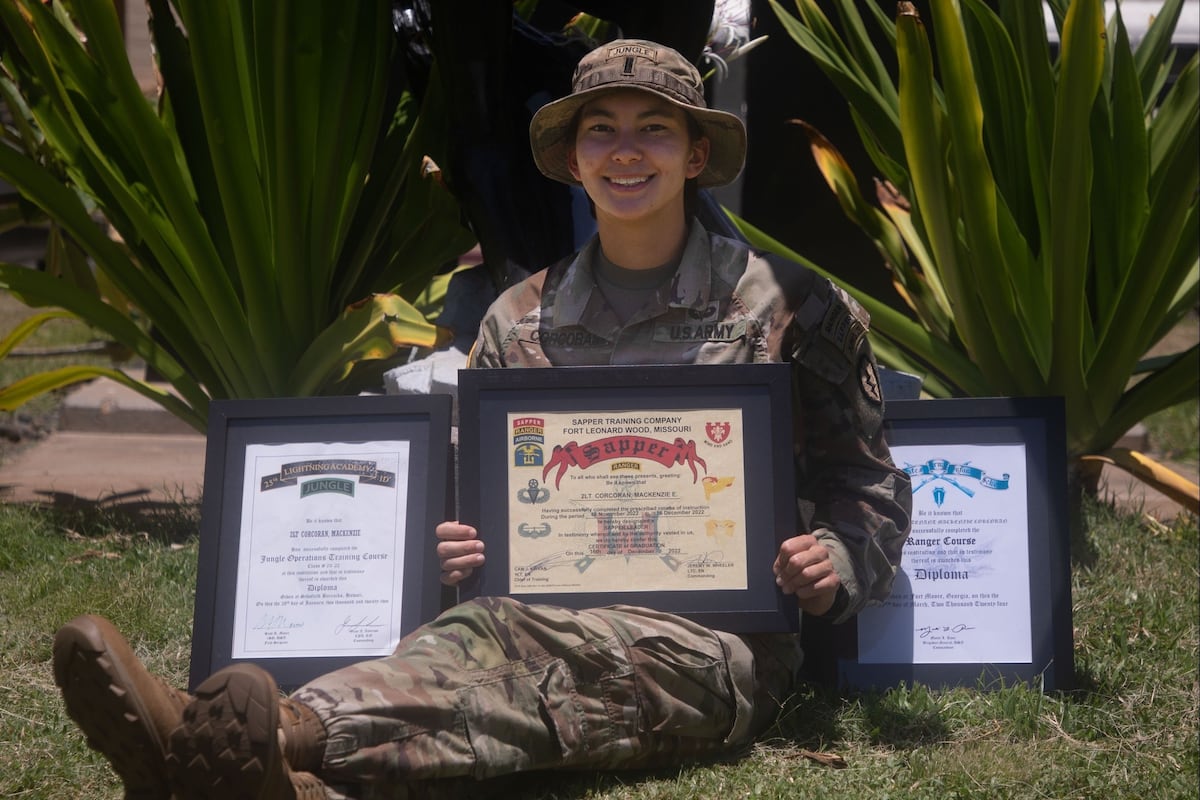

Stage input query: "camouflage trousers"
[{"left": 292, "top": 596, "right": 803, "bottom": 799}]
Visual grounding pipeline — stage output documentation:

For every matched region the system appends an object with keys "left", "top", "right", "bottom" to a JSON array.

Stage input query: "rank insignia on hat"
[{"left": 859, "top": 356, "right": 882, "bottom": 405}]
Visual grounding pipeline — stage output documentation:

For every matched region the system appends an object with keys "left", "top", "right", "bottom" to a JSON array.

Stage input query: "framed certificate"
[
  {"left": 801, "top": 396, "right": 1074, "bottom": 692},
  {"left": 458, "top": 364, "right": 798, "bottom": 633},
  {"left": 188, "top": 395, "right": 453, "bottom": 691}
]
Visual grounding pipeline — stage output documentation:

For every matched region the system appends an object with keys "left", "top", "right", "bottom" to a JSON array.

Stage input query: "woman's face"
[{"left": 567, "top": 89, "right": 709, "bottom": 228}]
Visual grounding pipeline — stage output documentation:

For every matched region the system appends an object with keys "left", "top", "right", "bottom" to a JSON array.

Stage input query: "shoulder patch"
[
  {"left": 819, "top": 291, "right": 869, "bottom": 363},
  {"left": 790, "top": 277, "right": 874, "bottom": 387},
  {"left": 832, "top": 284, "right": 871, "bottom": 328},
  {"left": 859, "top": 356, "right": 883, "bottom": 406}
]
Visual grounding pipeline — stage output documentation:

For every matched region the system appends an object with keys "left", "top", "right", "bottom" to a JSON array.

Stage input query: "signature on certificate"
[
  {"left": 252, "top": 614, "right": 305, "bottom": 631},
  {"left": 916, "top": 623, "right": 976, "bottom": 639},
  {"left": 334, "top": 615, "right": 384, "bottom": 636}
]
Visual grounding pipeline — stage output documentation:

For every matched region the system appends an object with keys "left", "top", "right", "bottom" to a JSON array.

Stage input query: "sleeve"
[
  {"left": 465, "top": 269, "right": 552, "bottom": 369},
  {"left": 466, "top": 322, "right": 504, "bottom": 368},
  {"left": 787, "top": 280, "right": 912, "bottom": 624}
]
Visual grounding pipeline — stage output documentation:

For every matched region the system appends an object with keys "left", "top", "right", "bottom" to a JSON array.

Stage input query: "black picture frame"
[
  {"left": 457, "top": 363, "right": 798, "bottom": 633},
  {"left": 802, "top": 396, "right": 1074, "bottom": 692},
  {"left": 188, "top": 395, "right": 453, "bottom": 692}
]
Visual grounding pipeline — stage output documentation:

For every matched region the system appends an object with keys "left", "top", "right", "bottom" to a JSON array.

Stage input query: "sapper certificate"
[
  {"left": 230, "top": 440, "right": 410, "bottom": 659},
  {"left": 506, "top": 409, "right": 748, "bottom": 594}
]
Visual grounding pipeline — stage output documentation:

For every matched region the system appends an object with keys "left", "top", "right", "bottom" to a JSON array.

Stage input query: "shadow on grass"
[
  {"left": 9, "top": 490, "right": 200, "bottom": 546},
  {"left": 426, "top": 681, "right": 952, "bottom": 799},
  {"left": 432, "top": 766, "right": 722, "bottom": 800},
  {"left": 770, "top": 681, "right": 950, "bottom": 750}
]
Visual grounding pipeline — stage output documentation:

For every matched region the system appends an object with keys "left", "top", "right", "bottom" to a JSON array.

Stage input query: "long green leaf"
[
  {"left": 895, "top": 6, "right": 1014, "bottom": 389},
  {"left": 0, "top": 365, "right": 205, "bottom": 431},
  {"left": 795, "top": 120, "right": 953, "bottom": 338},
  {"left": 1047, "top": 0, "right": 1104, "bottom": 405},
  {"left": 290, "top": 294, "right": 439, "bottom": 396},
  {"left": 848, "top": 105, "right": 909, "bottom": 191},
  {"left": 930, "top": 0, "right": 1047, "bottom": 390},
  {"left": 258, "top": 1, "right": 312, "bottom": 337},
  {"left": 1092, "top": 116, "right": 1199, "bottom": 401},
  {"left": 53, "top": 1, "right": 245, "bottom": 329},
  {"left": 729, "top": 212, "right": 988, "bottom": 396},
  {"left": 2, "top": 0, "right": 264, "bottom": 396},
  {"left": 0, "top": 309, "right": 77, "bottom": 358},
  {"left": 1092, "top": 344, "right": 1200, "bottom": 454},
  {"left": 1001, "top": 2, "right": 1057, "bottom": 274},
  {"left": 1133, "top": 0, "right": 1185, "bottom": 107},
  {"left": 0, "top": 264, "right": 209, "bottom": 412},
  {"left": 145, "top": 0, "right": 237, "bottom": 279},
  {"left": 1091, "top": 10, "right": 1150, "bottom": 336},
  {"left": 172, "top": 0, "right": 279, "bottom": 367},
  {"left": 797, "top": 120, "right": 909, "bottom": 274},
  {"left": 311, "top": 2, "right": 392, "bottom": 301},
  {"left": 771, "top": 0, "right": 904, "bottom": 164},
  {"left": 0, "top": 144, "right": 221, "bottom": 392},
  {"left": 962, "top": 0, "right": 1037, "bottom": 245},
  {"left": 828, "top": 0, "right": 898, "bottom": 111},
  {"left": 1148, "top": 55, "right": 1199, "bottom": 198},
  {"left": 874, "top": 180, "right": 950, "bottom": 318}
]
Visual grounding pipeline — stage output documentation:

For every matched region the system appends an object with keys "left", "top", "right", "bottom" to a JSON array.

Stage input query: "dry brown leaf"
[
  {"left": 67, "top": 550, "right": 121, "bottom": 563},
  {"left": 795, "top": 749, "right": 848, "bottom": 769}
]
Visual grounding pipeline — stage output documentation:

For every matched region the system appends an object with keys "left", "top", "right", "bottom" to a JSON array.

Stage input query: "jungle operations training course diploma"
[{"left": 231, "top": 440, "right": 410, "bottom": 659}]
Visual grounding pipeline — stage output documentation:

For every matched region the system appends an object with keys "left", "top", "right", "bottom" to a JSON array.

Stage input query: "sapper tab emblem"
[{"left": 512, "top": 416, "right": 545, "bottom": 467}]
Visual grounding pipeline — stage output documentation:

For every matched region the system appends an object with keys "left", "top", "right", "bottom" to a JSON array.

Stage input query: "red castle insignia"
[{"left": 705, "top": 421, "right": 731, "bottom": 444}]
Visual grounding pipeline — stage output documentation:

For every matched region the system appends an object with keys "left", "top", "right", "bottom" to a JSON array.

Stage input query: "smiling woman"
[
  {"left": 49, "top": 37, "right": 912, "bottom": 799},
  {"left": 565, "top": 90, "right": 710, "bottom": 267}
]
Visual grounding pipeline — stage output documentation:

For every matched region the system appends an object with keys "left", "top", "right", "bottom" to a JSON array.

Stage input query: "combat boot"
[
  {"left": 166, "top": 663, "right": 328, "bottom": 800},
  {"left": 278, "top": 693, "right": 329, "bottom": 773},
  {"left": 52, "top": 614, "right": 190, "bottom": 800}
]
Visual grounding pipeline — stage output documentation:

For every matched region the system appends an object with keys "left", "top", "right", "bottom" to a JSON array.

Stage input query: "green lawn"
[
  {"left": 1, "top": 495, "right": 1195, "bottom": 799},
  {"left": 1, "top": 289, "right": 1196, "bottom": 797}
]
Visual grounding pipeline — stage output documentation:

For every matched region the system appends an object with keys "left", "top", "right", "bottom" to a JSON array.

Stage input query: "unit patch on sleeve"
[{"left": 859, "top": 355, "right": 883, "bottom": 406}]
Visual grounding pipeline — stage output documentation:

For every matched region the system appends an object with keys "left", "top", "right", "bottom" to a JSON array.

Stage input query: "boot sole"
[
  {"left": 167, "top": 664, "right": 291, "bottom": 800},
  {"left": 52, "top": 615, "right": 174, "bottom": 800}
]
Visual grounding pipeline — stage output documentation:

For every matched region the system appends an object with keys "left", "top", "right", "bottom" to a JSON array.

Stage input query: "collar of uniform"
[
  {"left": 666, "top": 221, "right": 714, "bottom": 311},
  {"left": 553, "top": 221, "right": 714, "bottom": 327},
  {"left": 553, "top": 235, "right": 606, "bottom": 328}
]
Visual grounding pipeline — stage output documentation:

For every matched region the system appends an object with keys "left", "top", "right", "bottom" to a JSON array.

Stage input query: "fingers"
[
  {"left": 773, "top": 534, "right": 840, "bottom": 599},
  {"left": 436, "top": 521, "right": 485, "bottom": 586}
]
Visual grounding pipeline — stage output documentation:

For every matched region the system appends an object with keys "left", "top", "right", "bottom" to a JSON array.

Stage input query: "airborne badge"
[{"left": 859, "top": 356, "right": 882, "bottom": 405}]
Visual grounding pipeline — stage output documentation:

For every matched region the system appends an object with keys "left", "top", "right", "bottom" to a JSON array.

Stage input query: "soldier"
[{"left": 52, "top": 39, "right": 910, "bottom": 799}]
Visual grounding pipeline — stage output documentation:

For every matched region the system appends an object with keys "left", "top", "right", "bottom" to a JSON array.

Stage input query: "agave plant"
[
  {"left": 0, "top": 0, "right": 474, "bottom": 431},
  {"left": 744, "top": 0, "right": 1197, "bottom": 493}
]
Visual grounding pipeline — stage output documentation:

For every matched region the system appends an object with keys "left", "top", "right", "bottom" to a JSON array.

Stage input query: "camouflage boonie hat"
[{"left": 529, "top": 39, "right": 747, "bottom": 188}]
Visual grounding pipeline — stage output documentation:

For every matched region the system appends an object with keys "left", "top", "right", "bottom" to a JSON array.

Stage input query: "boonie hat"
[{"left": 529, "top": 39, "right": 747, "bottom": 188}]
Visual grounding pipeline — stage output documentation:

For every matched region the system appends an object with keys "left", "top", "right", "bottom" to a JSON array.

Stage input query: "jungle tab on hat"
[{"left": 529, "top": 39, "right": 748, "bottom": 188}]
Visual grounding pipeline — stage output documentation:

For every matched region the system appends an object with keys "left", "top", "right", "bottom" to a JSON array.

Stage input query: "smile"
[{"left": 607, "top": 175, "right": 651, "bottom": 186}]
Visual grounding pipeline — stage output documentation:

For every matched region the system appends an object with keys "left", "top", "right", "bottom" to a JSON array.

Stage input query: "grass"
[
  {"left": 1143, "top": 397, "right": 1200, "bottom": 464},
  {"left": 0, "top": 293, "right": 1196, "bottom": 796},
  {"left": 0, "top": 496, "right": 1195, "bottom": 799}
]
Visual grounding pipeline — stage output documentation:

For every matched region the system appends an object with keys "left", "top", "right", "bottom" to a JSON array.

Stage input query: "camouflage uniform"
[{"left": 293, "top": 224, "right": 910, "bottom": 798}]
